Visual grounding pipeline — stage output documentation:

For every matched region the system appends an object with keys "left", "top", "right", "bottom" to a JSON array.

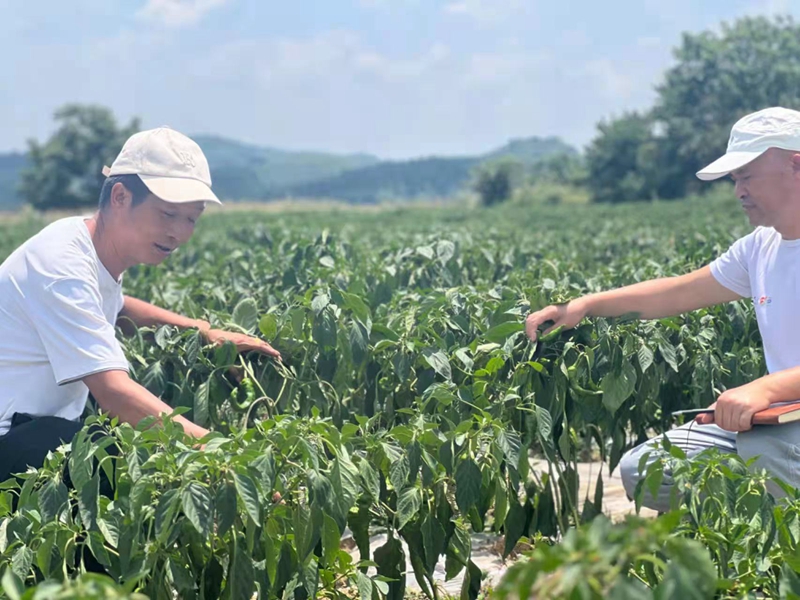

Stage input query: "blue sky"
[{"left": 0, "top": 0, "right": 797, "bottom": 158}]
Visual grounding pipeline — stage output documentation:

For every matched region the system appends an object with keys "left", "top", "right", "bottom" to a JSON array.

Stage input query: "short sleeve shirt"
[
  {"left": 710, "top": 226, "right": 800, "bottom": 374},
  {"left": 0, "top": 217, "right": 129, "bottom": 435}
]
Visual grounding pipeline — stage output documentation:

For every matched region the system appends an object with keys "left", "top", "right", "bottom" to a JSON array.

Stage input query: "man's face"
[
  {"left": 112, "top": 186, "right": 205, "bottom": 266},
  {"left": 730, "top": 149, "right": 799, "bottom": 228}
]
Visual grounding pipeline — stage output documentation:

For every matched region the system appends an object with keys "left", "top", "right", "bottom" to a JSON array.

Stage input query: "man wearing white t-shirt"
[
  {"left": 0, "top": 127, "right": 280, "bottom": 484},
  {"left": 525, "top": 106, "right": 800, "bottom": 512}
]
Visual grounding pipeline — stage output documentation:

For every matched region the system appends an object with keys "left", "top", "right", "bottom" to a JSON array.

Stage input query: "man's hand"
[
  {"left": 525, "top": 299, "right": 588, "bottom": 342},
  {"left": 195, "top": 320, "right": 281, "bottom": 360},
  {"left": 695, "top": 382, "right": 772, "bottom": 431}
]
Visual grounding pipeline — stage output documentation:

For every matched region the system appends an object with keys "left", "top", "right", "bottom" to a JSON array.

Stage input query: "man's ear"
[
  {"left": 109, "top": 182, "right": 131, "bottom": 210},
  {"left": 790, "top": 152, "right": 800, "bottom": 176}
]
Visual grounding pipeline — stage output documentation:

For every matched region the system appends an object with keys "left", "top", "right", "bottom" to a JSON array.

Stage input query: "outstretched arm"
[
  {"left": 118, "top": 295, "right": 281, "bottom": 359},
  {"left": 526, "top": 265, "right": 743, "bottom": 341}
]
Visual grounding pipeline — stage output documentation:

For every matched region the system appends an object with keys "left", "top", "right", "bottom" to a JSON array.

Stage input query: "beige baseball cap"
[
  {"left": 697, "top": 107, "right": 800, "bottom": 181},
  {"left": 102, "top": 126, "right": 222, "bottom": 204}
]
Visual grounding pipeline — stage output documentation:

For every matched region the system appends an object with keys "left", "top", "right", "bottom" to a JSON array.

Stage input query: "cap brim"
[
  {"left": 696, "top": 150, "right": 767, "bottom": 181},
  {"left": 138, "top": 175, "right": 222, "bottom": 205}
]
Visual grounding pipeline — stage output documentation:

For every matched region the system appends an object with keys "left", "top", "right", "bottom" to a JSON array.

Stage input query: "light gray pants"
[{"left": 619, "top": 421, "right": 800, "bottom": 512}]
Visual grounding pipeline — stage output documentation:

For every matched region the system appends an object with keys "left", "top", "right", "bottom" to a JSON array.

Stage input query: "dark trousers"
[{"left": 0, "top": 413, "right": 85, "bottom": 484}]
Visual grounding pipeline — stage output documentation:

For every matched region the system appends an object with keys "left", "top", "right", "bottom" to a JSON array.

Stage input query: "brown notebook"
[
  {"left": 752, "top": 401, "right": 800, "bottom": 425},
  {"left": 673, "top": 401, "right": 800, "bottom": 425}
]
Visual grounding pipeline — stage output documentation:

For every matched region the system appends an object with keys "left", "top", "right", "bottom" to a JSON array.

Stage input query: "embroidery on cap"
[{"left": 178, "top": 151, "right": 196, "bottom": 168}]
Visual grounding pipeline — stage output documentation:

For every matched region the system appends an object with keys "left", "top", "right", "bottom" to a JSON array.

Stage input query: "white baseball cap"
[
  {"left": 697, "top": 107, "right": 800, "bottom": 181},
  {"left": 102, "top": 127, "right": 222, "bottom": 204}
]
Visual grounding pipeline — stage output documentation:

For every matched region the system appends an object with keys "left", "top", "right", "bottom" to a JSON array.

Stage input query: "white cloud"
[
  {"left": 636, "top": 36, "right": 662, "bottom": 48},
  {"left": 443, "top": 0, "right": 525, "bottom": 24},
  {"left": 195, "top": 32, "right": 451, "bottom": 87},
  {"left": 462, "top": 51, "right": 547, "bottom": 85},
  {"left": 740, "top": 0, "right": 792, "bottom": 17},
  {"left": 137, "top": 0, "right": 230, "bottom": 28},
  {"left": 583, "top": 58, "right": 636, "bottom": 101}
]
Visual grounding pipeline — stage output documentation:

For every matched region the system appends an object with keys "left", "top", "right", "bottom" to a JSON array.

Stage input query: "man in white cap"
[
  {"left": 526, "top": 106, "right": 800, "bottom": 511},
  {"left": 0, "top": 127, "right": 279, "bottom": 484}
]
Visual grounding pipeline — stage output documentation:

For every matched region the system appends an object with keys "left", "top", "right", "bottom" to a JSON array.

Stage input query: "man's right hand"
[{"left": 525, "top": 299, "right": 589, "bottom": 342}]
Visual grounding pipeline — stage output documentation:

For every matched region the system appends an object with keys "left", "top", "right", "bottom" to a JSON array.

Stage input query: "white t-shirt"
[
  {"left": 711, "top": 226, "right": 800, "bottom": 375},
  {"left": 0, "top": 217, "right": 129, "bottom": 436}
]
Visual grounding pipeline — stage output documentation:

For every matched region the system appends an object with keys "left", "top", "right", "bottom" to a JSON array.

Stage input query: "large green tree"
[
  {"left": 587, "top": 15, "right": 800, "bottom": 203},
  {"left": 655, "top": 15, "right": 800, "bottom": 197},
  {"left": 20, "top": 105, "right": 140, "bottom": 210},
  {"left": 585, "top": 112, "right": 653, "bottom": 204}
]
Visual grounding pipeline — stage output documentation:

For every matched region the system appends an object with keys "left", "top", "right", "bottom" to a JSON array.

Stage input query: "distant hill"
[
  {"left": 0, "top": 153, "right": 26, "bottom": 210},
  {"left": 272, "top": 136, "right": 577, "bottom": 203},
  {"left": 193, "top": 135, "right": 380, "bottom": 200},
  {"left": 0, "top": 134, "right": 577, "bottom": 207}
]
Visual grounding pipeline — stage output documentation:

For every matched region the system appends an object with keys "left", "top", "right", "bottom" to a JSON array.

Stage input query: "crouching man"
[
  {"left": 526, "top": 107, "right": 800, "bottom": 511},
  {"left": 0, "top": 126, "right": 280, "bottom": 483}
]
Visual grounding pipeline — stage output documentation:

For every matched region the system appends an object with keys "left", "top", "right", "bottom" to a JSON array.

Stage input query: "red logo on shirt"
[{"left": 757, "top": 296, "right": 772, "bottom": 306}]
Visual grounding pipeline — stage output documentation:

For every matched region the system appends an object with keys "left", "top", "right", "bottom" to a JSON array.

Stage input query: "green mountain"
[
  {"left": 0, "top": 134, "right": 577, "bottom": 207},
  {"left": 272, "top": 136, "right": 577, "bottom": 203},
  {"left": 193, "top": 135, "right": 380, "bottom": 201}
]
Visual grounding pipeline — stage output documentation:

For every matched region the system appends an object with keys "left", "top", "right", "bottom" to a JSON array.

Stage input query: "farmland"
[{"left": 0, "top": 190, "right": 790, "bottom": 599}]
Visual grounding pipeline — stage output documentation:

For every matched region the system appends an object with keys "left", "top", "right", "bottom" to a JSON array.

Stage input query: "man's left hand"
[
  {"left": 695, "top": 382, "right": 771, "bottom": 431},
  {"left": 195, "top": 320, "right": 281, "bottom": 360}
]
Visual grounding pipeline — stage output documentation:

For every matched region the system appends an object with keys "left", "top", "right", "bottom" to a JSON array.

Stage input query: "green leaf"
[
  {"left": 654, "top": 538, "right": 717, "bottom": 600},
  {"left": 637, "top": 343, "right": 654, "bottom": 373},
  {"left": 68, "top": 428, "right": 93, "bottom": 492},
  {"left": 168, "top": 558, "right": 196, "bottom": 594},
  {"left": 396, "top": 487, "right": 421, "bottom": 530},
  {"left": 461, "top": 559, "right": 483, "bottom": 600},
  {"left": 234, "top": 472, "right": 261, "bottom": 524},
  {"left": 141, "top": 360, "right": 167, "bottom": 396},
  {"left": 658, "top": 338, "right": 679, "bottom": 373},
  {"left": 601, "top": 361, "right": 637, "bottom": 414},
  {"left": 497, "top": 428, "right": 521, "bottom": 467},
  {"left": 425, "top": 350, "right": 452, "bottom": 381},
  {"left": 38, "top": 476, "right": 69, "bottom": 522},
  {"left": 227, "top": 535, "right": 255, "bottom": 600},
  {"left": 185, "top": 330, "right": 202, "bottom": 365},
  {"left": 484, "top": 322, "right": 524, "bottom": 344},
  {"left": 258, "top": 314, "right": 278, "bottom": 340},
  {"left": 319, "top": 255, "right": 335, "bottom": 268},
  {"left": 213, "top": 340, "right": 238, "bottom": 367},
  {"left": 322, "top": 513, "right": 341, "bottom": 566},
  {"left": 503, "top": 499, "right": 526, "bottom": 557},
  {"left": 182, "top": 481, "right": 213, "bottom": 538},
  {"left": 313, "top": 309, "right": 338, "bottom": 349},
  {"left": 155, "top": 489, "right": 181, "bottom": 543},
  {"left": 10, "top": 546, "right": 32, "bottom": 579},
  {"left": 232, "top": 297, "right": 259, "bottom": 333},
  {"left": 455, "top": 459, "right": 482, "bottom": 514},
  {"left": 216, "top": 482, "right": 238, "bottom": 537},
  {"left": 445, "top": 522, "right": 471, "bottom": 579},
  {"left": 780, "top": 562, "right": 800, "bottom": 599},
  {"left": 350, "top": 321, "right": 369, "bottom": 366},
  {"left": 360, "top": 460, "right": 380, "bottom": 502},
  {"left": 311, "top": 292, "right": 330, "bottom": 315},
  {"left": 493, "top": 478, "right": 508, "bottom": 532},
  {"left": 2, "top": 568, "right": 23, "bottom": 600},
  {"left": 390, "top": 455, "right": 410, "bottom": 491},
  {"left": 341, "top": 291, "right": 372, "bottom": 323},
  {"left": 421, "top": 513, "right": 446, "bottom": 574},
  {"left": 194, "top": 379, "right": 210, "bottom": 427},
  {"left": 78, "top": 471, "right": 99, "bottom": 531},
  {"left": 356, "top": 571, "right": 373, "bottom": 600}
]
